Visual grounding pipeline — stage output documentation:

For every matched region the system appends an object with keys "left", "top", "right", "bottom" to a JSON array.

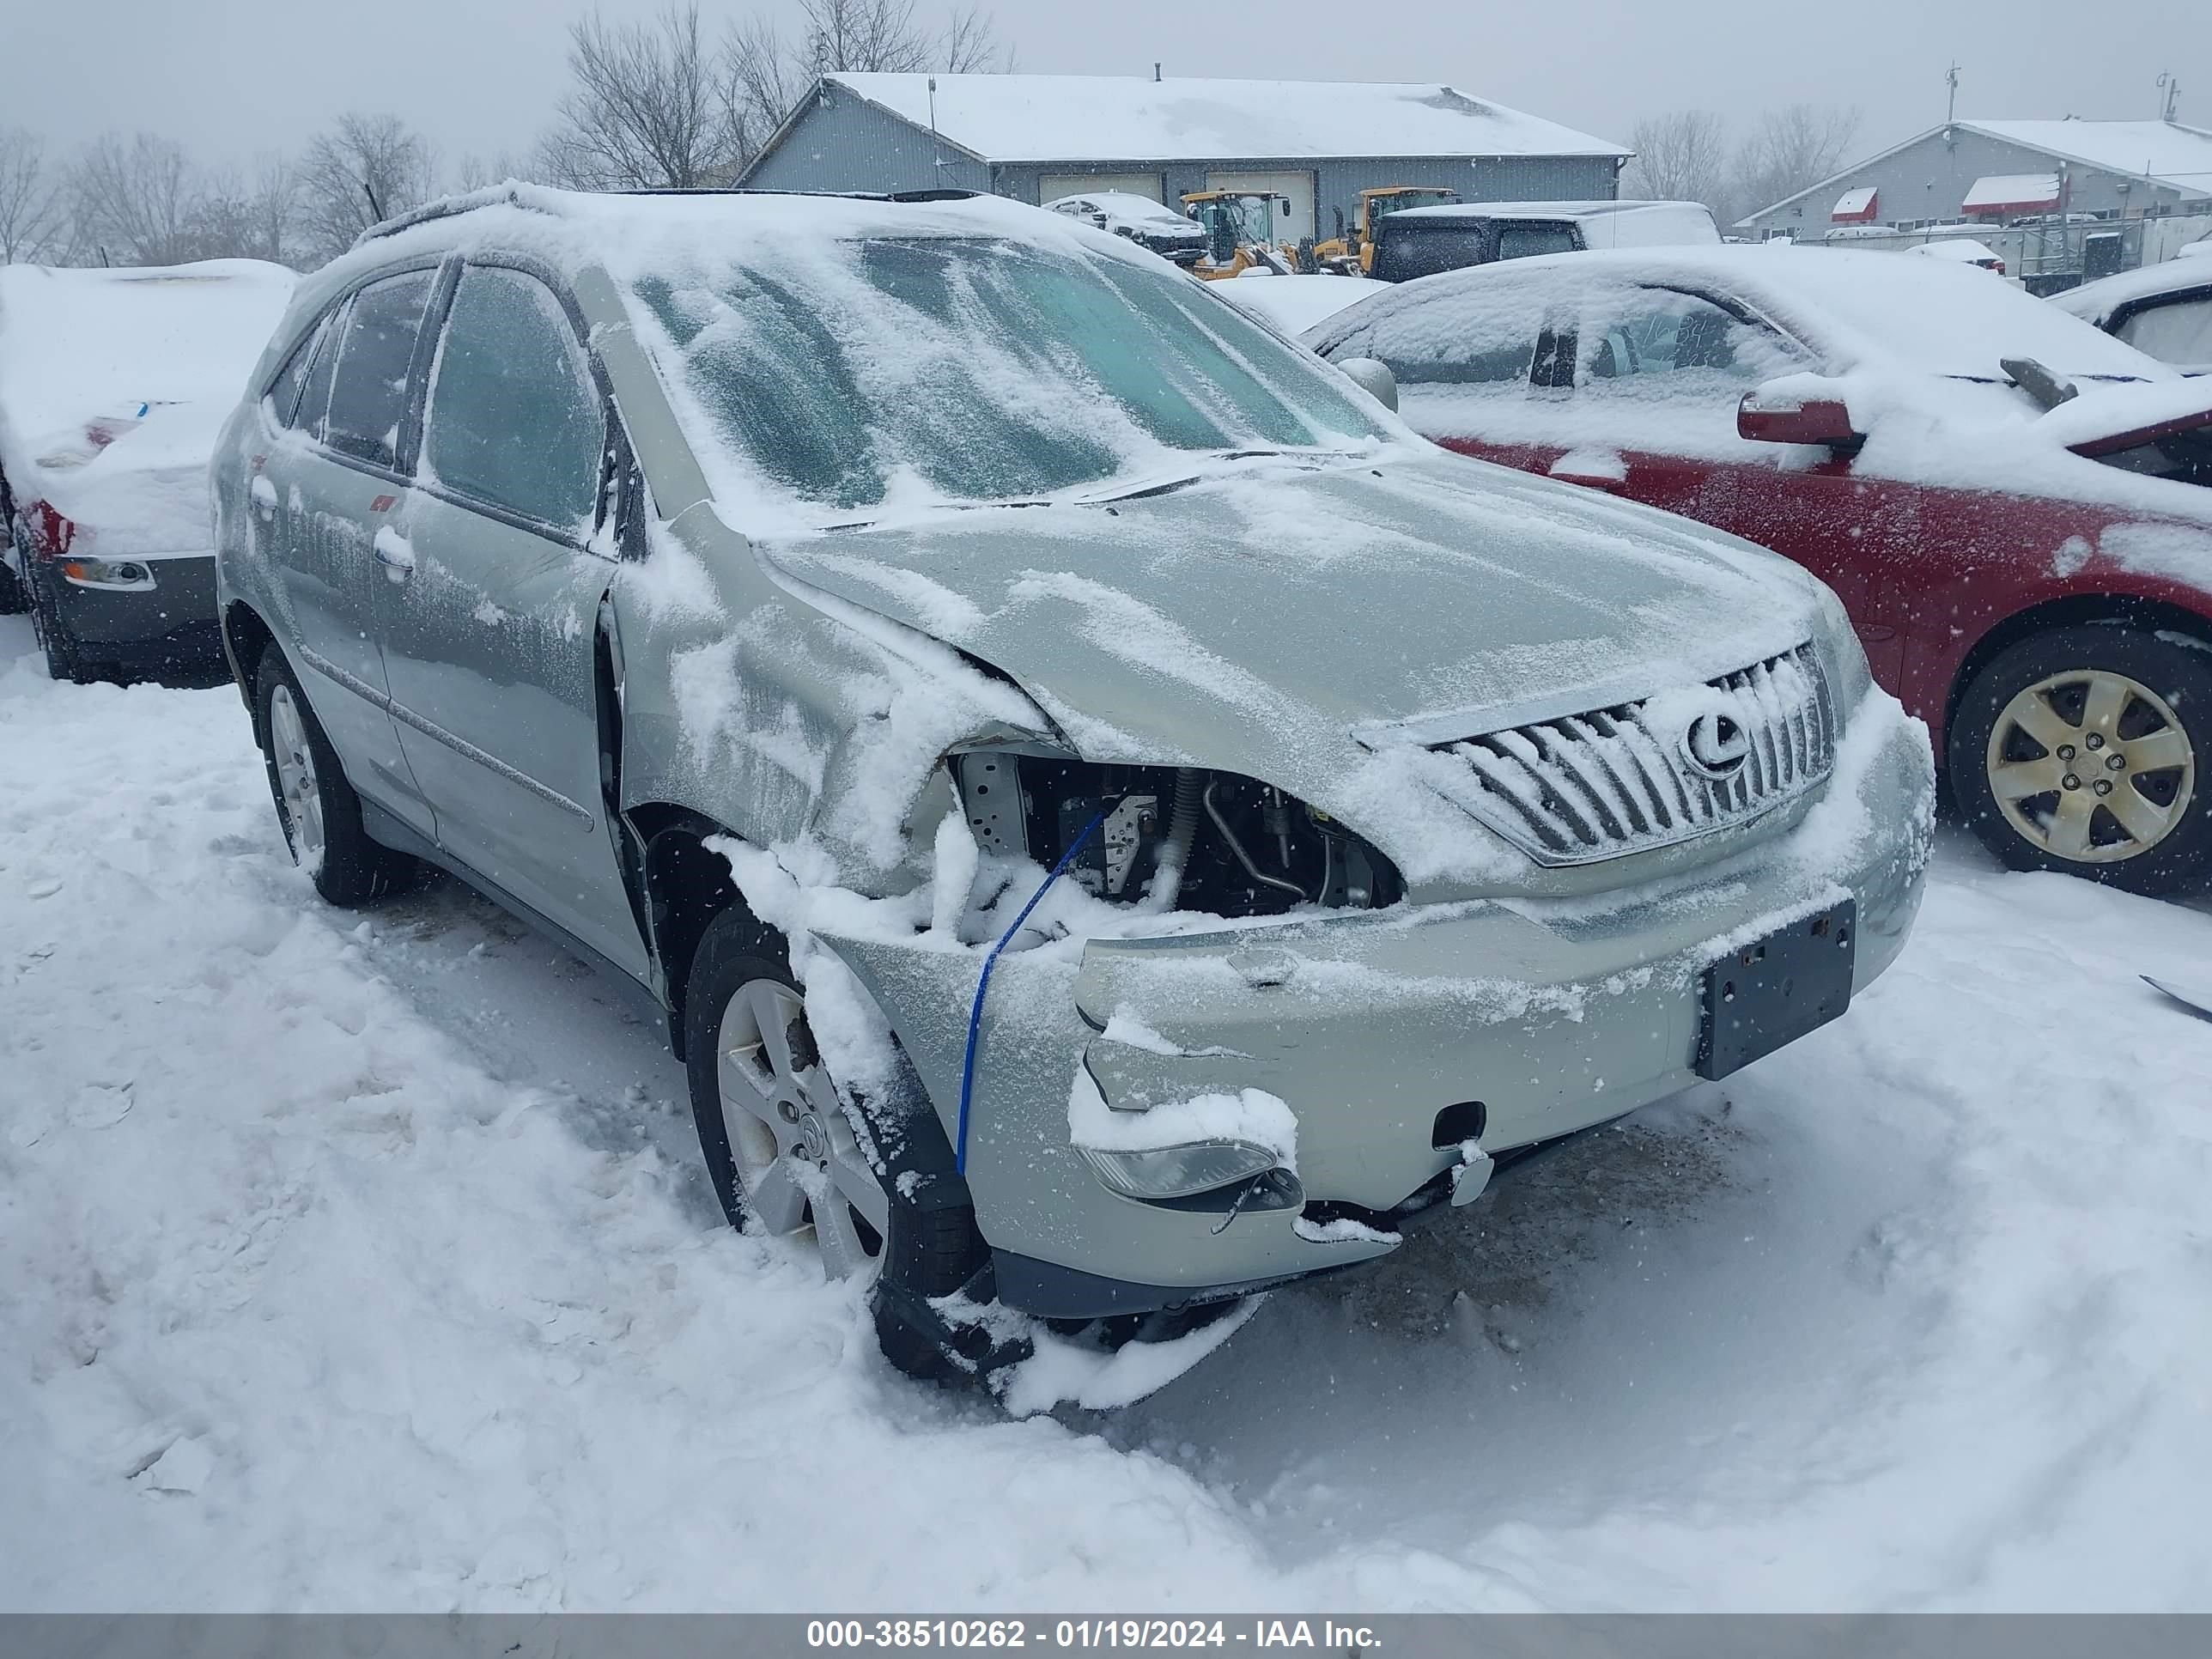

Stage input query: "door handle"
[{"left": 373, "top": 526, "right": 416, "bottom": 583}]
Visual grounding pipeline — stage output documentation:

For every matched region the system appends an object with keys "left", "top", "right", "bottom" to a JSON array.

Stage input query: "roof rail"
[
  {"left": 354, "top": 184, "right": 543, "bottom": 248},
  {"left": 352, "top": 182, "right": 988, "bottom": 250}
]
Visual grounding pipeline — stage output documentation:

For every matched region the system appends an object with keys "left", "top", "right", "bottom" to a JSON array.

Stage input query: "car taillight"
[{"left": 30, "top": 501, "right": 78, "bottom": 560}]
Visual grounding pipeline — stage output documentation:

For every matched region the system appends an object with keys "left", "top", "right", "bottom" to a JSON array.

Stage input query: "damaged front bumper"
[{"left": 822, "top": 703, "right": 1931, "bottom": 1319}]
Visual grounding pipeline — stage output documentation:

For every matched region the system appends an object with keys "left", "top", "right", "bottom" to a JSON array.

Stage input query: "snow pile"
[
  {"left": 1213, "top": 274, "right": 1389, "bottom": 337},
  {"left": 3, "top": 619, "right": 2211, "bottom": 1608},
  {"left": 0, "top": 261, "right": 295, "bottom": 549}
]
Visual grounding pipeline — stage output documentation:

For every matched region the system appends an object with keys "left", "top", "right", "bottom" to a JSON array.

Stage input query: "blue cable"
[{"left": 954, "top": 803, "right": 1114, "bottom": 1176}]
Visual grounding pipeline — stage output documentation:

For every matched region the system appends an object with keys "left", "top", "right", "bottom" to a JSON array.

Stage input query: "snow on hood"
[
  {"left": 755, "top": 447, "right": 1821, "bottom": 887},
  {"left": 0, "top": 259, "right": 295, "bottom": 543}
]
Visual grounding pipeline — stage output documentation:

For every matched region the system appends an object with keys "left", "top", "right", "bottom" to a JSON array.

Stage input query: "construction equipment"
[
  {"left": 1181, "top": 191, "right": 1300, "bottom": 280},
  {"left": 1312, "top": 186, "right": 1462, "bottom": 275}
]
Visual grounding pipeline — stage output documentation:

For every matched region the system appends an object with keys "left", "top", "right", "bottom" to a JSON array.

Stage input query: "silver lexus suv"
[{"left": 211, "top": 185, "right": 1932, "bottom": 1395}]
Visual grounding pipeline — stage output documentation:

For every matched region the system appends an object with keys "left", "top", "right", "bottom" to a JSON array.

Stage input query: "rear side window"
[
  {"left": 323, "top": 270, "right": 435, "bottom": 471},
  {"left": 423, "top": 267, "right": 605, "bottom": 532},
  {"left": 1497, "top": 222, "right": 1580, "bottom": 261},
  {"left": 265, "top": 316, "right": 330, "bottom": 428},
  {"left": 1322, "top": 280, "right": 1550, "bottom": 386},
  {"left": 2117, "top": 294, "right": 2212, "bottom": 371},
  {"left": 291, "top": 308, "right": 345, "bottom": 438}
]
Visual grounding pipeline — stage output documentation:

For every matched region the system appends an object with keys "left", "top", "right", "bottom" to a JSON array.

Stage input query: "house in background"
[
  {"left": 1738, "top": 118, "right": 2212, "bottom": 290},
  {"left": 738, "top": 72, "right": 1630, "bottom": 249}
]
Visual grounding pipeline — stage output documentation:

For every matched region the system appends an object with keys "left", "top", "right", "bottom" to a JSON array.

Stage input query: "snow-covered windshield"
[{"left": 626, "top": 235, "right": 1389, "bottom": 519}]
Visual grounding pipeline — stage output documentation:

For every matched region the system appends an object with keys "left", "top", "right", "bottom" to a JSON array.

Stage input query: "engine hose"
[
  {"left": 1203, "top": 779, "right": 1308, "bottom": 900},
  {"left": 954, "top": 801, "right": 1115, "bottom": 1176},
  {"left": 1146, "top": 768, "right": 1206, "bottom": 912}
]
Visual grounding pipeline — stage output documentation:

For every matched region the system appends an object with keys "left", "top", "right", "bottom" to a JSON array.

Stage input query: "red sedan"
[{"left": 1306, "top": 246, "right": 2212, "bottom": 893}]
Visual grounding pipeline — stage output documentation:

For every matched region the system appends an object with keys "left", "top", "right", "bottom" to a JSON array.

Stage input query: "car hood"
[{"left": 753, "top": 448, "right": 1822, "bottom": 876}]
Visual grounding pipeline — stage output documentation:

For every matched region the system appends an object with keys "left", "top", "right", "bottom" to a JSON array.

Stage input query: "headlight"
[
  {"left": 1809, "top": 580, "right": 1871, "bottom": 717},
  {"left": 1075, "top": 1139, "right": 1281, "bottom": 1200},
  {"left": 60, "top": 557, "right": 156, "bottom": 592}
]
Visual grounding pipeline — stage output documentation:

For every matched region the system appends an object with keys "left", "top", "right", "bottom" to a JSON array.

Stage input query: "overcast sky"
[{"left": 5, "top": 0, "right": 2206, "bottom": 176}]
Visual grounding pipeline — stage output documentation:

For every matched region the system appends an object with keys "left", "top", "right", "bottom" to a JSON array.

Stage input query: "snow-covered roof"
[
  {"left": 1962, "top": 173, "right": 2061, "bottom": 214},
  {"left": 1743, "top": 118, "right": 2212, "bottom": 225},
  {"left": 1964, "top": 121, "right": 2212, "bottom": 197},
  {"left": 1831, "top": 186, "right": 1878, "bottom": 222},
  {"left": 817, "top": 73, "right": 1629, "bottom": 164}
]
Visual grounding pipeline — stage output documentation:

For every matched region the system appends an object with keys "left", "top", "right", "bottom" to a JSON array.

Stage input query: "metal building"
[
  {"left": 738, "top": 72, "right": 1629, "bottom": 246},
  {"left": 1738, "top": 119, "right": 2212, "bottom": 286}
]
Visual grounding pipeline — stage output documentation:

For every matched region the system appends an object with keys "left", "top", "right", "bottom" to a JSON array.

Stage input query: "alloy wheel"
[
  {"left": 714, "top": 976, "right": 890, "bottom": 1279},
  {"left": 267, "top": 684, "right": 326, "bottom": 870},
  {"left": 1985, "top": 667, "right": 2195, "bottom": 863}
]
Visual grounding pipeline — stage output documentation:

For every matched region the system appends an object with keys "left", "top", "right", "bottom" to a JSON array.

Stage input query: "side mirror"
[
  {"left": 1737, "top": 384, "right": 1862, "bottom": 447},
  {"left": 1337, "top": 356, "right": 1398, "bottom": 412}
]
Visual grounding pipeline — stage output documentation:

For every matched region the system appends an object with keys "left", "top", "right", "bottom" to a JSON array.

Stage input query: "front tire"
[
  {"left": 1950, "top": 626, "right": 2210, "bottom": 895},
  {"left": 681, "top": 902, "right": 1001, "bottom": 1381},
  {"left": 253, "top": 650, "right": 417, "bottom": 905}
]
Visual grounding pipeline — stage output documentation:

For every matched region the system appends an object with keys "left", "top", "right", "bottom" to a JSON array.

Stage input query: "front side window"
[
  {"left": 627, "top": 236, "right": 1389, "bottom": 516},
  {"left": 1580, "top": 289, "right": 1808, "bottom": 392},
  {"left": 425, "top": 266, "right": 605, "bottom": 532},
  {"left": 323, "top": 270, "right": 435, "bottom": 470}
]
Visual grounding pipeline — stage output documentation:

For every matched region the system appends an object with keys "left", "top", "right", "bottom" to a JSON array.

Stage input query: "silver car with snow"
[{"left": 210, "top": 186, "right": 1931, "bottom": 1401}]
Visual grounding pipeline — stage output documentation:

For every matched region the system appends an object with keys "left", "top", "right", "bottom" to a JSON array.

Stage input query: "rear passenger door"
[
  {"left": 258, "top": 268, "right": 443, "bottom": 836},
  {"left": 377, "top": 261, "right": 645, "bottom": 976}
]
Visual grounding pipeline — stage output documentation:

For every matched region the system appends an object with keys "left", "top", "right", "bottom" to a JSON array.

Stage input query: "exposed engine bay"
[{"left": 950, "top": 752, "right": 1404, "bottom": 917}]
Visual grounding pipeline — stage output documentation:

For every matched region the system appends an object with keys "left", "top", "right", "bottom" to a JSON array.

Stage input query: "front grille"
[{"left": 1435, "top": 642, "right": 1835, "bottom": 865}]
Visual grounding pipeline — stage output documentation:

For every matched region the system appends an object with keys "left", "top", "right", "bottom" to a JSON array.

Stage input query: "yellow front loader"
[
  {"left": 1312, "top": 185, "right": 1461, "bottom": 274},
  {"left": 1181, "top": 191, "right": 1301, "bottom": 280}
]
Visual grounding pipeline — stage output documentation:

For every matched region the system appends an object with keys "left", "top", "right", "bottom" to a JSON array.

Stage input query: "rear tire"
[
  {"left": 27, "top": 575, "right": 92, "bottom": 683},
  {"left": 0, "top": 556, "right": 26, "bottom": 616},
  {"left": 1950, "top": 625, "right": 2211, "bottom": 896},
  {"left": 253, "top": 650, "right": 417, "bottom": 905}
]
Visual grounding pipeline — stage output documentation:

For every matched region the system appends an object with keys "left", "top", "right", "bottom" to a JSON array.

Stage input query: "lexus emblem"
[{"left": 1681, "top": 708, "right": 1751, "bottom": 781}]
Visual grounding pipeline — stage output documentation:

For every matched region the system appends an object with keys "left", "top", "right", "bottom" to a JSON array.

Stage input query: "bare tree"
[
  {"left": 69, "top": 132, "right": 199, "bottom": 265},
  {"left": 1621, "top": 111, "right": 1732, "bottom": 219},
  {"left": 939, "top": 5, "right": 1011, "bottom": 72},
  {"left": 452, "top": 151, "right": 538, "bottom": 193},
  {"left": 0, "top": 127, "right": 63, "bottom": 263},
  {"left": 1733, "top": 104, "right": 1863, "bottom": 224},
  {"left": 298, "top": 112, "right": 434, "bottom": 264},
  {"left": 538, "top": 3, "right": 743, "bottom": 191},
  {"left": 247, "top": 154, "right": 299, "bottom": 264},
  {"left": 719, "top": 0, "right": 1010, "bottom": 167},
  {"left": 722, "top": 15, "right": 806, "bottom": 163}
]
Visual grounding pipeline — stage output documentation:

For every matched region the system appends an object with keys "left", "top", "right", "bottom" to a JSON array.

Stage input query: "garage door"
[
  {"left": 1205, "top": 171, "right": 1316, "bottom": 246},
  {"left": 1038, "top": 173, "right": 1164, "bottom": 204}
]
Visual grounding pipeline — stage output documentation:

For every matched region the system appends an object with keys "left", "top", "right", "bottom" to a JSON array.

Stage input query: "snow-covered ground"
[{"left": 3, "top": 611, "right": 2209, "bottom": 1613}]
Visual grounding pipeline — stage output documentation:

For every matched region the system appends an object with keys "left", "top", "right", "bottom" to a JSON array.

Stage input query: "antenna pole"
[{"left": 1945, "top": 62, "right": 1961, "bottom": 126}]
